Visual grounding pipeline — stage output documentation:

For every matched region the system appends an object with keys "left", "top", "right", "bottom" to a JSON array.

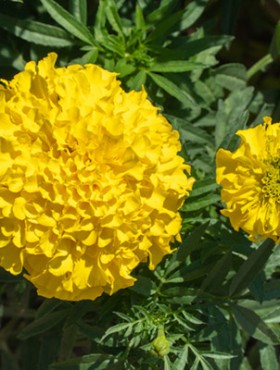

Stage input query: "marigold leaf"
[
  {"left": 189, "top": 178, "right": 219, "bottom": 197},
  {"left": 168, "top": 115, "right": 213, "bottom": 145},
  {"left": 229, "top": 239, "right": 274, "bottom": 297},
  {"left": 182, "top": 193, "right": 220, "bottom": 212},
  {"left": 0, "top": 14, "right": 74, "bottom": 47},
  {"left": 19, "top": 309, "right": 71, "bottom": 340},
  {"left": 177, "top": 222, "right": 209, "bottom": 261},
  {"left": 104, "top": 0, "right": 124, "bottom": 37},
  {"left": 41, "top": 0, "right": 95, "bottom": 45},
  {"left": 49, "top": 353, "right": 120, "bottom": 370},
  {"left": 259, "top": 343, "right": 279, "bottom": 370},
  {"left": 69, "top": 0, "right": 87, "bottom": 25},
  {"left": 231, "top": 304, "right": 279, "bottom": 345},
  {"left": 148, "top": 72, "right": 196, "bottom": 106},
  {"left": 200, "top": 252, "right": 232, "bottom": 293},
  {"left": 150, "top": 60, "right": 206, "bottom": 73},
  {"left": 180, "top": 0, "right": 209, "bottom": 31},
  {"left": 212, "top": 63, "right": 247, "bottom": 91}
]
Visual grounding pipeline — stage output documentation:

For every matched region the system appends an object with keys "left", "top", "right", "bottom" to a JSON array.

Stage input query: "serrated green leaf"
[
  {"left": 150, "top": 60, "right": 206, "bottom": 73},
  {"left": 19, "top": 309, "right": 71, "bottom": 340},
  {"left": 190, "top": 178, "right": 219, "bottom": 197},
  {"left": 41, "top": 0, "right": 95, "bottom": 45},
  {"left": 229, "top": 239, "right": 274, "bottom": 297},
  {"left": 101, "top": 322, "right": 136, "bottom": 340},
  {"left": 231, "top": 304, "right": 279, "bottom": 345},
  {"left": 182, "top": 193, "right": 220, "bottom": 212},
  {"left": 0, "top": 14, "right": 74, "bottom": 47},
  {"left": 148, "top": 72, "right": 195, "bottom": 106},
  {"left": 168, "top": 115, "right": 213, "bottom": 145},
  {"left": 174, "top": 344, "right": 189, "bottom": 369},
  {"left": 104, "top": 0, "right": 124, "bottom": 36},
  {"left": 163, "top": 355, "right": 173, "bottom": 370},
  {"left": 213, "top": 63, "right": 247, "bottom": 91},
  {"left": 215, "top": 87, "right": 254, "bottom": 149},
  {"left": 69, "top": 0, "right": 87, "bottom": 24}
]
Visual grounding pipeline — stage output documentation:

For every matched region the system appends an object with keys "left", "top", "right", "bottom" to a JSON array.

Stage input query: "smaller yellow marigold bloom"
[
  {"left": 216, "top": 117, "right": 280, "bottom": 242},
  {"left": 0, "top": 53, "right": 194, "bottom": 301}
]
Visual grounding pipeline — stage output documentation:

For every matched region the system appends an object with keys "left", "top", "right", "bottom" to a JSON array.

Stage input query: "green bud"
[{"left": 150, "top": 326, "right": 170, "bottom": 357}]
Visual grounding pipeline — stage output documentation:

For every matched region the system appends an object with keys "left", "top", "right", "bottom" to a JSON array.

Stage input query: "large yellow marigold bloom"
[
  {"left": 216, "top": 117, "right": 280, "bottom": 242},
  {"left": 0, "top": 53, "right": 194, "bottom": 301}
]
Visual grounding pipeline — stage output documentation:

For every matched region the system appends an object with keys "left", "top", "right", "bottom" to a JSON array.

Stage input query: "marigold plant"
[
  {"left": 216, "top": 116, "right": 280, "bottom": 242},
  {"left": 0, "top": 53, "right": 194, "bottom": 301}
]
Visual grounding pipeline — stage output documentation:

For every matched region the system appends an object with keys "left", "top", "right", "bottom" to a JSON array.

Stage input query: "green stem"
[{"left": 247, "top": 54, "right": 274, "bottom": 80}]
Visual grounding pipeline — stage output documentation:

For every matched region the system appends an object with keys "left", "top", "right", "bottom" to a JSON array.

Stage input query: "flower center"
[{"left": 261, "top": 157, "right": 280, "bottom": 202}]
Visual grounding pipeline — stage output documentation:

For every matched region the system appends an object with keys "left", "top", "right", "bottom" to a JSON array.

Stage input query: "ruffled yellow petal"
[
  {"left": 0, "top": 53, "right": 194, "bottom": 301},
  {"left": 216, "top": 117, "right": 280, "bottom": 242}
]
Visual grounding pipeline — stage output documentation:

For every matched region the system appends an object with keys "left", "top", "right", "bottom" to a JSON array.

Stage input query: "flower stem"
[{"left": 247, "top": 54, "right": 274, "bottom": 80}]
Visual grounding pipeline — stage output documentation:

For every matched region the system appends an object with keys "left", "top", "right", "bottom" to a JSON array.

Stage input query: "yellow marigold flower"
[
  {"left": 0, "top": 53, "right": 194, "bottom": 301},
  {"left": 216, "top": 117, "right": 280, "bottom": 242}
]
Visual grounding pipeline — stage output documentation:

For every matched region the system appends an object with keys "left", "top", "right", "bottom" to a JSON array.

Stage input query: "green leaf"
[
  {"left": 174, "top": 344, "right": 189, "bottom": 369},
  {"left": 181, "top": 193, "right": 220, "bottom": 212},
  {"left": 189, "top": 178, "right": 219, "bottom": 197},
  {"left": 148, "top": 72, "right": 196, "bottom": 106},
  {"left": 19, "top": 309, "right": 71, "bottom": 340},
  {"left": 161, "top": 36, "right": 233, "bottom": 60},
  {"left": 215, "top": 87, "right": 254, "bottom": 149},
  {"left": 150, "top": 60, "right": 206, "bottom": 73},
  {"left": 104, "top": 0, "right": 124, "bottom": 37},
  {"left": 38, "top": 330, "right": 62, "bottom": 370},
  {"left": 203, "top": 352, "right": 234, "bottom": 360},
  {"left": 41, "top": 0, "right": 95, "bottom": 45},
  {"left": 229, "top": 239, "right": 275, "bottom": 297},
  {"left": 101, "top": 322, "right": 138, "bottom": 340},
  {"left": 213, "top": 63, "right": 247, "bottom": 91},
  {"left": 177, "top": 222, "right": 209, "bottom": 261},
  {"left": 263, "top": 279, "right": 280, "bottom": 300},
  {"left": 259, "top": 343, "right": 279, "bottom": 370},
  {"left": 231, "top": 304, "right": 279, "bottom": 345},
  {"left": 269, "top": 21, "right": 280, "bottom": 58},
  {"left": 127, "top": 70, "right": 147, "bottom": 90},
  {"left": 180, "top": 0, "right": 209, "bottom": 30},
  {"left": 69, "top": 0, "right": 87, "bottom": 24},
  {"left": 135, "top": 4, "right": 146, "bottom": 32},
  {"left": 0, "top": 14, "right": 74, "bottom": 47},
  {"left": 36, "top": 299, "right": 66, "bottom": 319},
  {"left": 147, "top": 10, "right": 184, "bottom": 42},
  {"left": 50, "top": 354, "right": 120, "bottom": 370},
  {"left": 94, "top": 0, "right": 106, "bottom": 40},
  {"left": 168, "top": 115, "right": 213, "bottom": 145},
  {"left": 146, "top": 0, "right": 179, "bottom": 23},
  {"left": 200, "top": 252, "right": 232, "bottom": 293}
]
